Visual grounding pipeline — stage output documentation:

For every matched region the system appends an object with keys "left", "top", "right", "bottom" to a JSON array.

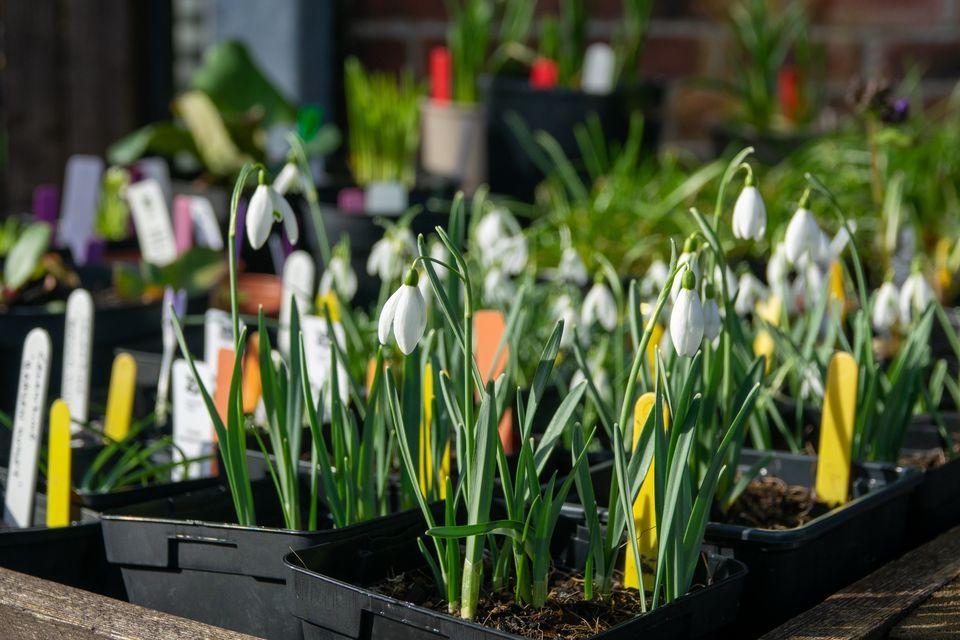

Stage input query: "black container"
[
  {"left": 484, "top": 77, "right": 664, "bottom": 201},
  {"left": 285, "top": 515, "right": 746, "bottom": 640},
  {"left": 703, "top": 450, "right": 921, "bottom": 635},
  {"left": 902, "top": 412, "right": 960, "bottom": 545},
  {"left": 102, "top": 477, "right": 432, "bottom": 640},
  {"left": 709, "top": 122, "right": 814, "bottom": 165}
]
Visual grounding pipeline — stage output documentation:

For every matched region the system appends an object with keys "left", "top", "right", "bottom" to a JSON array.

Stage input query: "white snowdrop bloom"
[
  {"left": 378, "top": 269, "right": 427, "bottom": 355},
  {"left": 671, "top": 251, "right": 700, "bottom": 301},
  {"left": 367, "top": 227, "right": 415, "bottom": 281},
  {"left": 559, "top": 247, "right": 588, "bottom": 286},
  {"left": 571, "top": 367, "right": 610, "bottom": 403},
  {"left": 246, "top": 172, "right": 299, "bottom": 249},
  {"left": 734, "top": 273, "right": 767, "bottom": 315},
  {"left": 582, "top": 280, "right": 617, "bottom": 331},
  {"left": 872, "top": 281, "right": 900, "bottom": 333},
  {"left": 495, "top": 234, "right": 529, "bottom": 275},
  {"left": 318, "top": 255, "right": 358, "bottom": 302},
  {"left": 554, "top": 295, "right": 578, "bottom": 348},
  {"left": 784, "top": 205, "right": 821, "bottom": 265},
  {"left": 732, "top": 183, "right": 766, "bottom": 241},
  {"left": 272, "top": 162, "right": 301, "bottom": 196},
  {"left": 702, "top": 291, "right": 722, "bottom": 341},
  {"left": 642, "top": 259, "right": 669, "bottom": 298},
  {"left": 476, "top": 208, "right": 513, "bottom": 248},
  {"left": 767, "top": 243, "right": 790, "bottom": 294},
  {"left": 670, "top": 270, "right": 705, "bottom": 358},
  {"left": 899, "top": 269, "right": 934, "bottom": 325},
  {"left": 715, "top": 265, "right": 738, "bottom": 300},
  {"left": 483, "top": 268, "right": 515, "bottom": 307}
]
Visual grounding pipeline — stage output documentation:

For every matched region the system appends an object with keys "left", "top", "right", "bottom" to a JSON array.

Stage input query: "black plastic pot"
[
  {"left": 902, "top": 412, "right": 960, "bottom": 545},
  {"left": 102, "top": 477, "right": 433, "bottom": 640},
  {"left": 284, "top": 514, "right": 746, "bottom": 639},
  {"left": 484, "top": 76, "right": 664, "bottom": 201},
  {"left": 703, "top": 450, "right": 921, "bottom": 635},
  {"left": 710, "top": 122, "right": 814, "bottom": 165}
]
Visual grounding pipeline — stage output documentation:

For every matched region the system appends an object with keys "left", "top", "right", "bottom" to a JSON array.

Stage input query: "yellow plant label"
[
  {"left": 755, "top": 295, "right": 782, "bottom": 326},
  {"left": 104, "top": 353, "right": 137, "bottom": 442},
  {"left": 646, "top": 323, "right": 664, "bottom": 373},
  {"left": 624, "top": 392, "right": 668, "bottom": 590},
  {"left": 829, "top": 262, "right": 846, "bottom": 322},
  {"left": 46, "top": 399, "right": 72, "bottom": 528},
  {"left": 316, "top": 291, "right": 341, "bottom": 322},
  {"left": 815, "top": 352, "right": 858, "bottom": 507},
  {"left": 753, "top": 330, "right": 775, "bottom": 375},
  {"left": 419, "top": 363, "right": 434, "bottom": 497}
]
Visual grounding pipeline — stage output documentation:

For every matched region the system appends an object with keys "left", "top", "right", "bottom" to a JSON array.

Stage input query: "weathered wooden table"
[
  {"left": 762, "top": 525, "right": 960, "bottom": 639},
  {"left": 0, "top": 566, "right": 260, "bottom": 639}
]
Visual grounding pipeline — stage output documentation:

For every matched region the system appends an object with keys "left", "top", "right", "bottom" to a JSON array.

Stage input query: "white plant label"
[
  {"left": 301, "top": 314, "right": 349, "bottom": 414},
  {"left": 279, "top": 251, "right": 316, "bottom": 358},
  {"left": 172, "top": 359, "right": 216, "bottom": 480},
  {"left": 203, "top": 308, "right": 235, "bottom": 376},
  {"left": 62, "top": 289, "right": 94, "bottom": 431},
  {"left": 127, "top": 179, "right": 178, "bottom": 267},
  {"left": 4, "top": 329, "right": 52, "bottom": 527},
  {"left": 190, "top": 195, "right": 224, "bottom": 250},
  {"left": 137, "top": 157, "right": 173, "bottom": 206},
  {"left": 364, "top": 181, "right": 409, "bottom": 215},
  {"left": 582, "top": 43, "right": 616, "bottom": 95},
  {"left": 57, "top": 155, "right": 104, "bottom": 265}
]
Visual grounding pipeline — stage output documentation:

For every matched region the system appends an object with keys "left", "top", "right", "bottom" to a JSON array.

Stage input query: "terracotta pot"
[
  {"left": 236, "top": 273, "right": 282, "bottom": 316},
  {"left": 420, "top": 98, "right": 486, "bottom": 195}
]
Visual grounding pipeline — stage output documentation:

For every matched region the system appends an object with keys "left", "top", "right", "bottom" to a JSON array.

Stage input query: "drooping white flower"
[
  {"left": 766, "top": 243, "right": 790, "bottom": 294},
  {"left": 582, "top": 280, "right": 617, "bottom": 331},
  {"left": 735, "top": 273, "right": 767, "bottom": 315},
  {"left": 670, "top": 269, "right": 704, "bottom": 357},
  {"left": 273, "top": 162, "right": 301, "bottom": 196},
  {"left": 246, "top": 172, "right": 299, "bottom": 249},
  {"left": 496, "top": 235, "right": 529, "bottom": 275},
  {"left": 571, "top": 367, "right": 610, "bottom": 404},
  {"left": 367, "top": 227, "right": 415, "bottom": 281},
  {"left": 554, "top": 295, "right": 578, "bottom": 348},
  {"left": 318, "top": 254, "right": 358, "bottom": 302},
  {"left": 899, "top": 269, "right": 934, "bottom": 325},
  {"left": 671, "top": 251, "right": 700, "bottom": 301},
  {"left": 784, "top": 204, "right": 821, "bottom": 265},
  {"left": 715, "top": 264, "right": 738, "bottom": 300},
  {"left": 732, "top": 183, "right": 767, "bottom": 241},
  {"left": 702, "top": 286, "right": 722, "bottom": 342},
  {"left": 475, "top": 209, "right": 528, "bottom": 275},
  {"left": 872, "top": 281, "right": 900, "bottom": 333},
  {"left": 559, "top": 247, "right": 588, "bottom": 286},
  {"left": 789, "top": 258, "right": 824, "bottom": 314},
  {"left": 378, "top": 269, "right": 427, "bottom": 355},
  {"left": 642, "top": 259, "right": 670, "bottom": 298},
  {"left": 483, "top": 268, "right": 515, "bottom": 307},
  {"left": 476, "top": 208, "right": 513, "bottom": 248}
]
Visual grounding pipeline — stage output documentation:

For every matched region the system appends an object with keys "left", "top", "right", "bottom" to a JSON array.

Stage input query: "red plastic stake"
[
  {"left": 430, "top": 47, "right": 452, "bottom": 105},
  {"left": 530, "top": 58, "right": 559, "bottom": 90}
]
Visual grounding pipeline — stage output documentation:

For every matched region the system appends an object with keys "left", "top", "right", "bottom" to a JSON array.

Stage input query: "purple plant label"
[
  {"left": 57, "top": 155, "right": 104, "bottom": 265},
  {"left": 4, "top": 328, "right": 52, "bottom": 527},
  {"left": 173, "top": 195, "right": 193, "bottom": 255},
  {"left": 62, "top": 289, "right": 94, "bottom": 431},
  {"left": 127, "top": 179, "right": 178, "bottom": 267},
  {"left": 337, "top": 188, "right": 364, "bottom": 214},
  {"left": 32, "top": 185, "right": 59, "bottom": 227},
  {"left": 172, "top": 359, "right": 216, "bottom": 480}
]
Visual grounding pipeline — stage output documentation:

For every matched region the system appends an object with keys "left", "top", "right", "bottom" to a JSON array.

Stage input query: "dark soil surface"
[{"left": 719, "top": 475, "right": 830, "bottom": 529}]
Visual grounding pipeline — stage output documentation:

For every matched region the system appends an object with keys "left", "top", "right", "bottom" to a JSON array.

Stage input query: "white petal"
[
  {"left": 246, "top": 185, "right": 274, "bottom": 249},
  {"left": 273, "top": 162, "right": 300, "bottom": 195},
  {"left": 394, "top": 285, "right": 427, "bottom": 355},
  {"left": 367, "top": 239, "right": 391, "bottom": 277},
  {"left": 784, "top": 207, "right": 819, "bottom": 265},
  {"left": 703, "top": 298, "right": 722, "bottom": 340},
  {"left": 670, "top": 289, "right": 704, "bottom": 357},
  {"left": 872, "top": 282, "right": 899, "bottom": 331},
  {"left": 271, "top": 188, "right": 299, "bottom": 245},
  {"left": 732, "top": 186, "right": 766, "bottom": 241},
  {"left": 378, "top": 288, "right": 402, "bottom": 346}
]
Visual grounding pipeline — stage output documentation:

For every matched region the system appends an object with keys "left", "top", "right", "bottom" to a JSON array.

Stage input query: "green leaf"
[{"left": 4, "top": 223, "right": 51, "bottom": 291}]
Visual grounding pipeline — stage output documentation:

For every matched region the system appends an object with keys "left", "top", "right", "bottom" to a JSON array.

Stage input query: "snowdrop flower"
[
  {"left": 483, "top": 268, "right": 515, "bottom": 307},
  {"left": 670, "top": 269, "right": 704, "bottom": 357},
  {"left": 476, "top": 208, "right": 513, "bottom": 248},
  {"left": 571, "top": 367, "right": 610, "bottom": 404},
  {"left": 784, "top": 194, "right": 821, "bottom": 265},
  {"left": 497, "top": 235, "right": 529, "bottom": 275},
  {"left": 378, "top": 269, "right": 427, "bottom": 355},
  {"left": 789, "top": 259, "right": 824, "bottom": 314},
  {"left": 367, "top": 227, "right": 415, "bottom": 281},
  {"left": 642, "top": 259, "right": 669, "bottom": 298},
  {"left": 872, "top": 281, "right": 900, "bottom": 333},
  {"left": 582, "top": 279, "right": 617, "bottom": 331},
  {"left": 766, "top": 243, "right": 790, "bottom": 294},
  {"left": 715, "top": 264, "right": 738, "bottom": 299},
  {"left": 554, "top": 295, "right": 578, "bottom": 348},
  {"left": 318, "top": 254, "right": 358, "bottom": 302},
  {"left": 735, "top": 273, "right": 767, "bottom": 315},
  {"left": 671, "top": 243, "right": 700, "bottom": 301},
  {"left": 899, "top": 263, "right": 934, "bottom": 325},
  {"left": 246, "top": 170, "right": 299, "bottom": 250},
  {"left": 732, "top": 179, "right": 766, "bottom": 241},
  {"left": 272, "top": 161, "right": 301, "bottom": 196},
  {"left": 702, "top": 283, "right": 722, "bottom": 342},
  {"left": 475, "top": 209, "right": 528, "bottom": 275},
  {"left": 559, "top": 247, "right": 588, "bottom": 286}
]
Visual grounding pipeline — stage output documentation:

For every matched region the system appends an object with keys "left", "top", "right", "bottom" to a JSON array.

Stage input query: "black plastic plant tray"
[
  {"left": 284, "top": 511, "right": 746, "bottom": 640},
  {"left": 901, "top": 412, "right": 960, "bottom": 545}
]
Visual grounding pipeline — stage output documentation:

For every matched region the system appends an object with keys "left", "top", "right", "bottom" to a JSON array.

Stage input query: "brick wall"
[{"left": 342, "top": 0, "right": 960, "bottom": 155}]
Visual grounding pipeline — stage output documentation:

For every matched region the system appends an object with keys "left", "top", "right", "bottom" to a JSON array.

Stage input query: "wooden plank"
[
  {"left": 891, "top": 575, "right": 960, "bottom": 639},
  {"left": 761, "top": 526, "right": 960, "bottom": 640},
  {"left": 0, "top": 566, "right": 261, "bottom": 640}
]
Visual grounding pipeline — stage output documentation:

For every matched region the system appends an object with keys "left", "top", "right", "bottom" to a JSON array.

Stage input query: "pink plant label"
[{"left": 173, "top": 195, "right": 194, "bottom": 255}]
